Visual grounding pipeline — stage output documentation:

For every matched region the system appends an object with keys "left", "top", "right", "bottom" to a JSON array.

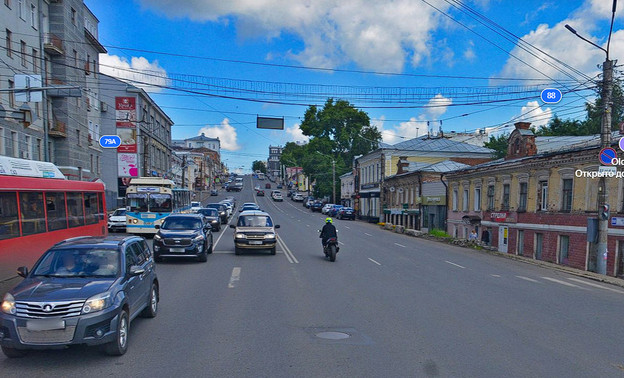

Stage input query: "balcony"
[
  {"left": 48, "top": 120, "right": 67, "bottom": 138},
  {"left": 43, "top": 33, "right": 64, "bottom": 56}
]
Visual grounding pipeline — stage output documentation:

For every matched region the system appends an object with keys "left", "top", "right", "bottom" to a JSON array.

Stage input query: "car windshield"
[
  {"left": 197, "top": 208, "right": 218, "bottom": 217},
  {"left": 149, "top": 194, "right": 172, "bottom": 213},
  {"left": 238, "top": 215, "right": 273, "bottom": 227},
  {"left": 191, "top": 201, "right": 201, "bottom": 207},
  {"left": 206, "top": 204, "right": 225, "bottom": 211},
  {"left": 161, "top": 217, "right": 202, "bottom": 230},
  {"left": 33, "top": 248, "right": 120, "bottom": 278},
  {"left": 113, "top": 209, "right": 126, "bottom": 216}
]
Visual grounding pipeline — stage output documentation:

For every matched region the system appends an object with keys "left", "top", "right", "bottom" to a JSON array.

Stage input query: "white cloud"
[
  {"left": 463, "top": 41, "right": 476, "bottom": 62},
  {"left": 198, "top": 119, "right": 241, "bottom": 151},
  {"left": 425, "top": 94, "right": 453, "bottom": 119},
  {"left": 284, "top": 123, "right": 309, "bottom": 143},
  {"left": 99, "top": 54, "right": 168, "bottom": 92},
  {"left": 375, "top": 116, "right": 427, "bottom": 145},
  {"left": 138, "top": 0, "right": 451, "bottom": 72},
  {"left": 520, "top": 100, "right": 552, "bottom": 129}
]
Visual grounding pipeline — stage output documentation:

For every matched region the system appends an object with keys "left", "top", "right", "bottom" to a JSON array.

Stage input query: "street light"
[{"left": 565, "top": 0, "right": 617, "bottom": 275}]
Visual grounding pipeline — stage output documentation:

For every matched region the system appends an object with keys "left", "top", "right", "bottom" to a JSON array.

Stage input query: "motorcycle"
[{"left": 318, "top": 229, "right": 339, "bottom": 262}]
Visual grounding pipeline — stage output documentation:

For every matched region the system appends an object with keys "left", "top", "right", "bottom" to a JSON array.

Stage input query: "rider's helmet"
[{"left": 325, "top": 217, "right": 333, "bottom": 224}]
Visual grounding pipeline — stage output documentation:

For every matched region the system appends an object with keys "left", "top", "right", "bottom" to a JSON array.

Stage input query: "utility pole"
[
  {"left": 181, "top": 155, "right": 186, "bottom": 189},
  {"left": 380, "top": 151, "right": 385, "bottom": 223},
  {"left": 332, "top": 159, "right": 336, "bottom": 204}
]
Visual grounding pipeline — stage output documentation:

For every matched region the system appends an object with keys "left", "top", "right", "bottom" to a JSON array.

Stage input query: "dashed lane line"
[
  {"left": 445, "top": 261, "right": 466, "bottom": 269},
  {"left": 394, "top": 243, "right": 406, "bottom": 248},
  {"left": 516, "top": 276, "right": 540, "bottom": 283},
  {"left": 368, "top": 258, "right": 381, "bottom": 266},
  {"left": 567, "top": 277, "right": 624, "bottom": 294},
  {"left": 490, "top": 274, "right": 501, "bottom": 278},
  {"left": 338, "top": 241, "right": 345, "bottom": 245},
  {"left": 541, "top": 277, "right": 584, "bottom": 288},
  {"left": 364, "top": 232, "right": 373, "bottom": 236},
  {"left": 228, "top": 267, "right": 241, "bottom": 288}
]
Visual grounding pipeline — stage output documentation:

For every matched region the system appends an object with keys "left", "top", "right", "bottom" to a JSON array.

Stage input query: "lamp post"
[{"left": 565, "top": 0, "right": 617, "bottom": 275}]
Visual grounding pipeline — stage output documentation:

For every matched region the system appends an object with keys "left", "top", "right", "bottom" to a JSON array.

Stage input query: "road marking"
[
  {"left": 567, "top": 278, "right": 624, "bottom": 294},
  {"left": 368, "top": 258, "right": 381, "bottom": 266},
  {"left": 364, "top": 232, "right": 372, "bottom": 236},
  {"left": 228, "top": 267, "right": 241, "bottom": 288},
  {"left": 345, "top": 226, "right": 351, "bottom": 229},
  {"left": 277, "top": 237, "right": 299, "bottom": 264},
  {"left": 490, "top": 274, "right": 501, "bottom": 278},
  {"left": 306, "top": 224, "right": 310, "bottom": 227},
  {"left": 338, "top": 241, "right": 344, "bottom": 245},
  {"left": 541, "top": 277, "right": 582, "bottom": 288},
  {"left": 394, "top": 243, "right": 406, "bottom": 248},
  {"left": 212, "top": 223, "right": 229, "bottom": 250},
  {"left": 445, "top": 261, "right": 465, "bottom": 269},
  {"left": 516, "top": 275, "right": 540, "bottom": 283}
]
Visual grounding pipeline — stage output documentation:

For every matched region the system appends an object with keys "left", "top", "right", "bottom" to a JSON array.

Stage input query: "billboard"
[
  {"left": 118, "top": 153, "right": 139, "bottom": 177},
  {"left": 116, "top": 96, "right": 137, "bottom": 153},
  {"left": 257, "top": 116, "right": 284, "bottom": 130}
]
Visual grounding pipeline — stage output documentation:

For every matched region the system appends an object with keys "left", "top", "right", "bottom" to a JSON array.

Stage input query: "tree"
[
  {"left": 484, "top": 134, "right": 509, "bottom": 159},
  {"left": 251, "top": 160, "right": 266, "bottom": 174}
]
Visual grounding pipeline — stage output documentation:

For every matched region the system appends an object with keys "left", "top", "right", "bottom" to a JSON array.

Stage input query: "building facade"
[
  {"left": 446, "top": 122, "right": 624, "bottom": 277},
  {"left": 340, "top": 171, "right": 354, "bottom": 207},
  {"left": 268, "top": 145, "right": 282, "bottom": 180}
]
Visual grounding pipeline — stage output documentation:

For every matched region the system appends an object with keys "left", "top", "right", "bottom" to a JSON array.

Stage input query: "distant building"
[
  {"left": 173, "top": 133, "right": 220, "bottom": 155},
  {"left": 268, "top": 145, "right": 282, "bottom": 180}
]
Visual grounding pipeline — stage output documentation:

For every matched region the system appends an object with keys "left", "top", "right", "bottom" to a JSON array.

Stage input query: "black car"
[
  {"left": 311, "top": 201, "right": 324, "bottom": 212},
  {"left": 337, "top": 207, "right": 355, "bottom": 220},
  {"left": 195, "top": 208, "right": 221, "bottom": 231},
  {"left": 205, "top": 203, "right": 229, "bottom": 224},
  {"left": 0, "top": 235, "right": 158, "bottom": 357},
  {"left": 153, "top": 214, "right": 214, "bottom": 262}
]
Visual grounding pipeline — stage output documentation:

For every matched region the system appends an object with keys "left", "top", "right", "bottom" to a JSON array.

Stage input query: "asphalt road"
[{"left": 3, "top": 175, "right": 624, "bottom": 377}]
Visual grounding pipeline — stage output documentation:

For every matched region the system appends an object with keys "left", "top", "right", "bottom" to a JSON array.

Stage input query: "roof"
[
  {"left": 390, "top": 136, "right": 493, "bottom": 154},
  {"left": 389, "top": 159, "right": 472, "bottom": 179},
  {"left": 535, "top": 135, "right": 600, "bottom": 154},
  {"left": 187, "top": 134, "right": 220, "bottom": 142}
]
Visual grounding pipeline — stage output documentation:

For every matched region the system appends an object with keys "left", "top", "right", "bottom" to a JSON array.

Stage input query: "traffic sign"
[
  {"left": 99, "top": 135, "right": 121, "bottom": 148},
  {"left": 540, "top": 88, "right": 562, "bottom": 104},
  {"left": 599, "top": 147, "right": 617, "bottom": 165}
]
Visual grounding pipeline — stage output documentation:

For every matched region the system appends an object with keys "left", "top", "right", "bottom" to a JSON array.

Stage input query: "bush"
[{"left": 429, "top": 228, "right": 451, "bottom": 238}]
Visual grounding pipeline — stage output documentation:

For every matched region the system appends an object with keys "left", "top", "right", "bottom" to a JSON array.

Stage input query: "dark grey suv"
[{"left": 0, "top": 235, "right": 159, "bottom": 357}]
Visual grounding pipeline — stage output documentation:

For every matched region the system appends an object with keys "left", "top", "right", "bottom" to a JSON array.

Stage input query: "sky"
[{"left": 84, "top": 0, "right": 624, "bottom": 172}]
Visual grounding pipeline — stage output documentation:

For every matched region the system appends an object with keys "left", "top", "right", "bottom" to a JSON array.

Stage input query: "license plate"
[
  {"left": 169, "top": 247, "right": 185, "bottom": 252},
  {"left": 26, "top": 319, "right": 65, "bottom": 331},
  {"left": 144, "top": 222, "right": 153, "bottom": 225},
  {"left": 249, "top": 241, "right": 262, "bottom": 245}
]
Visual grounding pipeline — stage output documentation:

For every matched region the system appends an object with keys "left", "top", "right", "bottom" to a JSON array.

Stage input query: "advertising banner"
[
  {"left": 118, "top": 153, "right": 139, "bottom": 177},
  {"left": 116, "top": 96, "right": 137, "bottom": 153}
]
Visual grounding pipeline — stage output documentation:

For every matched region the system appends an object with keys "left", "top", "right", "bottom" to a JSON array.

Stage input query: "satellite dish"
[
  {"left": 389, "top": 186, "right": 395, "bottom": 192},
  {"left": 398, "top": 187, "right": 404, "bottom": 193}
]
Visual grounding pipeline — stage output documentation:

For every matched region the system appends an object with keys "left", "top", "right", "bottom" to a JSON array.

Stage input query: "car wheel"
[
  {"left": 154, "top": 255, "right": 163, "bottom": 263},
  {"left": 198, "top": 251, "right": 208, "bottom": 262},
  {"left": 207, "top": 240, "right": 213, "bottom": 254},
  {"left": 141, "top": 282, "right": 158, "bottom": 318},
  {"left": 104, "top": 309, "right": 129, "bottom": 356},
  {"left": 234, "top": 247, "right": 241, "bottom": 255},
  {"left": 1, "top": 346, "right": 27, "bottom": 358},
  {"left": 270, "top": 247, "right": 276, "bottom": 255}
]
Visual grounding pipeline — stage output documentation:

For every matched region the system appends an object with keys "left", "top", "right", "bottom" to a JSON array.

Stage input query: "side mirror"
[
  {"left": 129, "top": 266, "right": 145, "bottom": 276},
  {"left": 275, "top": 225, "right": 280, "bottom": 229},
  {"left": 230, "top": 224, "right": 236, "bottom": 229},
  {"left": 17, "top": 266, "right": 28, "bottom": 277},
  {"left": 154, "top": 225, "right": 160, "bottom": 229}
]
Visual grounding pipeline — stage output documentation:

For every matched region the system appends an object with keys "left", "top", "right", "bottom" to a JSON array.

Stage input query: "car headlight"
[
  {"left": 82, "top": 293, "right": 111, "bottom": 314},
  {"left": 1, "top": 293, "right": 16, "bottom": 315},
  {"left": 193, "top": 235, "right": 205, "bottom": 243},
  {"left": 264, "top": 233, "right": 276, "bottom": 239},
  {"left": 235, "top": 233, "right": 247, "bottom": 239},
  {"left": 132, "top": 219, "right": 138, "bottom": 224},
  {"left": 220, "top": 211, "right": 225, "bottom": 215}
]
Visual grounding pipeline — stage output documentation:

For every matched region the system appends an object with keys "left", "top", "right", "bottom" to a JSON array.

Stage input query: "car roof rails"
[{"left": 52, "top": 235, "right": 93, "bottom": 247}]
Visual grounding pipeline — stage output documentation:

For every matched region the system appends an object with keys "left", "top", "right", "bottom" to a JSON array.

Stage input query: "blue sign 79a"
[
  {"left": 99, "top": 135, "right": 121, "bottom": 148},
  {"left": 540, "top": 88, "right": 562, "bottom": 104}
]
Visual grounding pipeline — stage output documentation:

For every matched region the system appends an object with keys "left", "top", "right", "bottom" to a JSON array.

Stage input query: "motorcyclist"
[{"left": 320, "top": 217, "right": 338, "bottom": 249}]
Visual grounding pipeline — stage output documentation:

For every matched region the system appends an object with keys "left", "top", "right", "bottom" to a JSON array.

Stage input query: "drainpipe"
[{"left": 440, "top": 173, "right": 448, "bottom": 232}]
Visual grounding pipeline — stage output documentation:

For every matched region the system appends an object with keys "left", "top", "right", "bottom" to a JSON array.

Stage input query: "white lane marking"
[
  {"left": 228, "top": 267, "right": 241, "bottom": 288},
  {"left": 338, "top": 241, "right": 345, "bottom": 245},
  {"left": 277, "top": 237, "right": 299, "bottom": 264},
  {"left": 516, "top": 275, "right": 540, "bottom": 283},
  {"left": 306, "top": 224, "right": 310, "bottom": 227},
  {"left": 364, "top": 232, "right": 372, "bottom": 236},
  {"left": 368, "top": 258, "right": 381, "bottom": 266},
  {"left": 345, "top": 226, "right": 351, "bottom": 229},
  {"left": 490, "top": 274, "right": 501, "bottom": 278},
  {"left": 445, "top": 261, "right": 465, "bottom": 269},
  {"left": 567, "top": 278, "right": 624, "bottom": 294},
  {"left": 394, "top": 243, "right": 406, "bottom": 248},
  {"left": 212, "top": 223, "right": 229, "bottom": 250},
  {"left": 541, "top": 277, "right": 582, "bottom": 288}
]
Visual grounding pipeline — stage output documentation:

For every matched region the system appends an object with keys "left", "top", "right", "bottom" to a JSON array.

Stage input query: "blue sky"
[{"left": 85, "top": 0, "right": 624, "bottom": 172}]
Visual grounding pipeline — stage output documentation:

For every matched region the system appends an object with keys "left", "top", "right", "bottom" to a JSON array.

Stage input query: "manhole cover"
[{"left": 315, "top": 331, "right": 350, "bottom": 340}]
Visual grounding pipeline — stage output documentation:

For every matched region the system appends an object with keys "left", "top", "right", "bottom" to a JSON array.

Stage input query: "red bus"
[{"left": 0, "top": 157, "right": 107, "bottom": 285}]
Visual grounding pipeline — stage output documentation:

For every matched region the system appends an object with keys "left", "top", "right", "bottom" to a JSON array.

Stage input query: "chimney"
[
  {"left": 506, "top": 122, "right": 537, "bottom": 160},
  {"left": 397, "top": 156, "right": 409, "bottom": 174}
]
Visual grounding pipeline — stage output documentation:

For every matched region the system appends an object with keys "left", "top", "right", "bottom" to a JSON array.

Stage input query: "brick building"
[{"left": 446, "top": 122, "right": 624, "bottom": 277}]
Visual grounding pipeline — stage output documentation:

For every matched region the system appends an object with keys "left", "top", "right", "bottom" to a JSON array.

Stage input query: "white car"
[
  {"left": 108, "top": 208, "right": 127, "bottom": 232},
  {"left": 272, "top": 191, "right": 283, "bottom": 201},
  {"left": 292, "top": 193, "right": 304, "bottom": 202},
  {"left": 191, "top": 201, "right": 202, "bottom": 213},
  {"left": 322, "top": 204, "right": 335, "bottom": 214}
]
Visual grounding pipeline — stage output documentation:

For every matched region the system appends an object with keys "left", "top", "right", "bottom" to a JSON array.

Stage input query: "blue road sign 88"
[
  {"left": 540, "top": 88, "right": 562, "bottom": 104},
  {"left": 99, "top": 135, "right": 121, "bottom": 148}
]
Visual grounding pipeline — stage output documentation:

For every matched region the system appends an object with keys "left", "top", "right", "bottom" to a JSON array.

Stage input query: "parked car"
[
  {"left": 153, "top": 214, "right": 213, "bottom": 262},
  {"left": 328, "top": 205, "right": 344, "bottom": 217},
  {"left": 287, "top": 190, "right": 295, "bottom": 198},
  {"left": 205, "top": 203, "right": 229, "bottom": 224},
  {"left": 108, "top": 208, "right": 127, "bottom": 232},
  {"left": 277, "top": 184, "right": 283, "bottom": 189},
  {"left": 292, "top": 193, "right": 304, "bottom": 202},
  {"left": 304, "top": 197, "right": 315, "bottom": 208},
  {"left": 272, "top": 191, "right": 283, "bottom": 201},
  {"left": 0, "top": 235, "right": 159, "bottom": 357},
  {"left": 190, "top": 201, "right": 202, "bottom": 212},
  {"left": 337, "top": 207, "right": 355, "bottom": 220},
  {"left": 210, "top": 189, "right": 218, "bottom": 196},
  {"left": 322, "top": 204, "right": 335, "bottom": 214},
  {"left": 256, "top": 189, "right": 265, "bottom": 196},
  {"left": 230, "top": 211, "right": 280, "bottom": 255},
  {"left": 311, "top": 200, "right": 324, "bottom": 212},
  {"left": 195, "top": 208, "right": 221, "bottom": 231}
]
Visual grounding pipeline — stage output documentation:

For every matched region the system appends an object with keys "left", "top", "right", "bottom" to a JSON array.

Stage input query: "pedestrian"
[
  {"left": 469, "top": 229, "right": 478, "bottom": 241},
  {"left": 481, "top": 229, "right": 490, "bottom": 245}
]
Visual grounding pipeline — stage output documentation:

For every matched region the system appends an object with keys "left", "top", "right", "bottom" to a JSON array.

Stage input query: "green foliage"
[
  {"left": 429, "top": 229, "right": 451, "bottom": 238},
  {"left": 251, "top": 160, "right": 267, "bottom": 174},
  {"left": 484, "top": 134, "right": 509, "bottom": 159}
]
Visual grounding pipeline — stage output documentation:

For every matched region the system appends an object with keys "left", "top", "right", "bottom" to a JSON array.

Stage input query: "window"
[
  {"left": 474, "top": 187, "right": 481, "bottom": 211},
  {"left": 36, "top": 138, "right": 42, "bottom": 160},
  {"left": 517, "top": 230, "right": 524, "bottom": 256},
  {"left": 73, "top": 49, "right": 77, "bottom": 68},
  {"left": 93, "top": 59, "right": 97, "bottom": 77},
  {"left": 452, "top": 189, "right": 458, "bottom": 211},
  {"left": 8, "top": 79, "right": 15, "bottom": 108},
  {"left": 76, "top": 129, "right": 81, "bottom": 146},
  {"left": 535, "top": 233, "right": 543, "bottom": 260},
  {"left": 24, "top": 135, "right": 31, "bottom": 159},
  {"left": 85, "top": 54, "right": 90, "bottom": 74},
  {"left": 11, "top": 131, "right": 18, "bottom": 157},
  {"left": 90, "top": 154, "right": 93, "bottom": 172},
  {"left": 19, "top": 191, "right": 45, "bottom": 235},
  {"left": 96, "top": 155, "right": 100, "bottom": 174},
  {"left": 518, "top": 182, "right": 528, "bottom": 212},
  {"left": 4, "top": 0, "right": 10, "bottom": 8},
  {"left": 30, "top": 4, "right": 36, "bottom": 27},
  {"left": 20, "top": 40, "right": 26, "bottom": 66},
  {"left": 70, "top": 7, "right": 76, "bottom": 25},
  {"left": 84, "top": 192, "right": 98, "bottom": 225},
  {"left": 17, "top": 0, "right": 23, "bottom": 19},
  {"left": 562, "top": 179, "right": 573, "bottom": 212},
  {"left": 5, "top": 29, "right": 11, "bottom": 57},
  {"left": 46, "top": 192, "right": 67, "bottom": 231},
  {"left": 463, "top": 189, "right": 468, "bottom": 211},
  {"left": 502, "top": 184, "right": 510, "bottom": 211},
  {"left": 0, "top": 192, "right": 19, "bottom": 240},
  {"left": 487, "top": 185, "right": 495, "bottom": 210},
  {"left": 0, "top": 127, "right": 4, "bottom": 155},
  {"left": 32, "top": 48, "right": 37, "bottom": 72},
  {"left": 538, "top": 181, "right": 549, "bottom": 211},
  {"left": 67, "top": 192, "right": 85, "bottom": 228},
  {"left": 559, "top": 235, "right": 569, "bottom": 265}
]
